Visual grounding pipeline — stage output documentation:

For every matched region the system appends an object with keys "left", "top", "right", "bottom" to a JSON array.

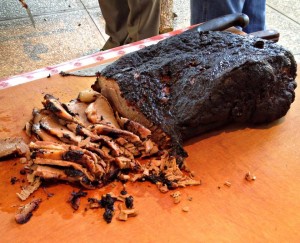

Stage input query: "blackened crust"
[{"left": 98, "top": 31, "right": 297, "bottom": 157}]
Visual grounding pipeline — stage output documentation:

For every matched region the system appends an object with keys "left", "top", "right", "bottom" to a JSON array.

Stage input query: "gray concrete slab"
[
  {"left": 86, "top": 8, "right": 109, "bottom": 42},
  {"left": 266, "top": 6, "right": 300, "bottom": 55},
  {"left": 81, "top": 0, "right": 99, "bottom": 9},
  {"left": 173, "top": 0, "right": 190, "bottom": 30},
  {"left": 0, "top": 0, "right": 84, "bottom": 20},
  {"left": 267, "top": 0, "right": 300, "bottom": 24},
  {"left": 0, "top": 10, "right": 104, "bottom": 79}
]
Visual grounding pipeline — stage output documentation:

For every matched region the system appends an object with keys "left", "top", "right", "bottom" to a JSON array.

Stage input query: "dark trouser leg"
[
  {"left": 98, "top": 0, "right": 129, "bottom": 50},
  {"left": 190, "top": 0, "right": 265, "bottom": 34},
  {"left": 125, "top": 0, "right": 161, "bottom": 44},
  {"left": 190, "top": 0, "right": 244, "bottom": 25},
  {"left": 242, "top": 0, "right": 266, "bottom": 33}
]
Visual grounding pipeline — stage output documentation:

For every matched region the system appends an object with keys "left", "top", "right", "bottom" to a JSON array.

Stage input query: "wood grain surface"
[{"left": 0, "top": 64, "right": 299, "bottom": 243}]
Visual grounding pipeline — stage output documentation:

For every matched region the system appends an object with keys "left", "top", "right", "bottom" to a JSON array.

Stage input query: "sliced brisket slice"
[
  {"left": 0, "top": 137, "right": 29, "bottom": 160},
  {"left": 95, "top": 31, "right": 297, "bottom": 159}
]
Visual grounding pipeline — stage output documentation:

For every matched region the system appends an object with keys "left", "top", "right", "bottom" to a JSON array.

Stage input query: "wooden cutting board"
[{"left": 0, "top": 64, "right": 299, "bottom": 243}]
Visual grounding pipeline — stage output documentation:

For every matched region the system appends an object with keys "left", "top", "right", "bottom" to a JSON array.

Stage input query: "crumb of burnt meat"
[
  {"left": 31, "top": 151, "right": 37, "bottom": 159},
  {"left": 10, "top": 177, "right": 19, "bottom": 185},
  {"left": 99, "top": 194, "right": 117, "bottom": 211},
  {"left": 47, "top": 74, "right": 51, "bottom": 78},
  {"left": 75, "top": 124, "right": 84, "bottom": 136},
  {"left": 182, "top": 206, "right": 189, "bottom": 212},
  {"left": 62, "top": 150, "right": 84, "bottom": 162},
  {"left": 103, "top": 208, "right": 113, "bottom": 224},
  {"left": 62, "top": 133, "right": 71, "bottom": 140},
  {"left": 99, "top": 194, "right": 117, "bottom": 223},
  {"left": 125, "top": 196, "right": 134, "bottom": 209},
  {"left": 59, "top": 71, "right": 70, "bottom": 77},
  {"left": 68, "top": 190, "right": 87, "bottom": 211},
  {"left": 120, "top": 190, "right": 127, "bottom": 195},
  {"left": 20, "top": 169, "right": 26, "bottom": 175},
  {"left": 224, "top": 181, "right": 231, "bottom": 187},
  {"left": 143, "top": 172, "right": 175, "bottom": 189},
  {"left": 88, "top": 195, "right": 117, "bottom": 223}
]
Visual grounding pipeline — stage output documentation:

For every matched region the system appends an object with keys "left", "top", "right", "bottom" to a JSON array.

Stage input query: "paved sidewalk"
[{"left": 0, "top": 0, "right": 299, "bottom": 79}]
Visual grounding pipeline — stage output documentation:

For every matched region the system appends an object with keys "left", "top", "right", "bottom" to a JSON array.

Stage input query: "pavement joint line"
[
  {"left": 267, "top": 4, "right": 300, "bottom": 26},
  {"left": 79, "top": 0, "right": 106, "bottom": 41}
]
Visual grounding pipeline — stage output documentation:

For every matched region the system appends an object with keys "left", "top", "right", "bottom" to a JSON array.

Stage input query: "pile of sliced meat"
[{"left": 23, "top": 91, "right": 200, "bottom": 191}]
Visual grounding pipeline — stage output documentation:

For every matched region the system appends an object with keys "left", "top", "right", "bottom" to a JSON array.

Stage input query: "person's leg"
[
  {"left": 242, "top": 0, "right": 266, "bottom": 33},
  {"left": 190, "top": 0, "right": 245, "bottom": 25},
  {"left": 126, "top": 0, "right": 161, "bottom": 44},
  {"left": 98, "top": 0, "right": 129, "bottom": 50}
]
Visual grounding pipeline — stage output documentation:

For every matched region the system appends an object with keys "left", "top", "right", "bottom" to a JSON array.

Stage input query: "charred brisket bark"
[{"left": 96, "top": 31, "right": 297, "bottom": 159}]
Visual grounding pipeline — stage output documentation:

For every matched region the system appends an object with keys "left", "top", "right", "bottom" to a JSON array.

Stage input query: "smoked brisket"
[{"left": 95, "top": 31, "right": 297, "bottom": 159}]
